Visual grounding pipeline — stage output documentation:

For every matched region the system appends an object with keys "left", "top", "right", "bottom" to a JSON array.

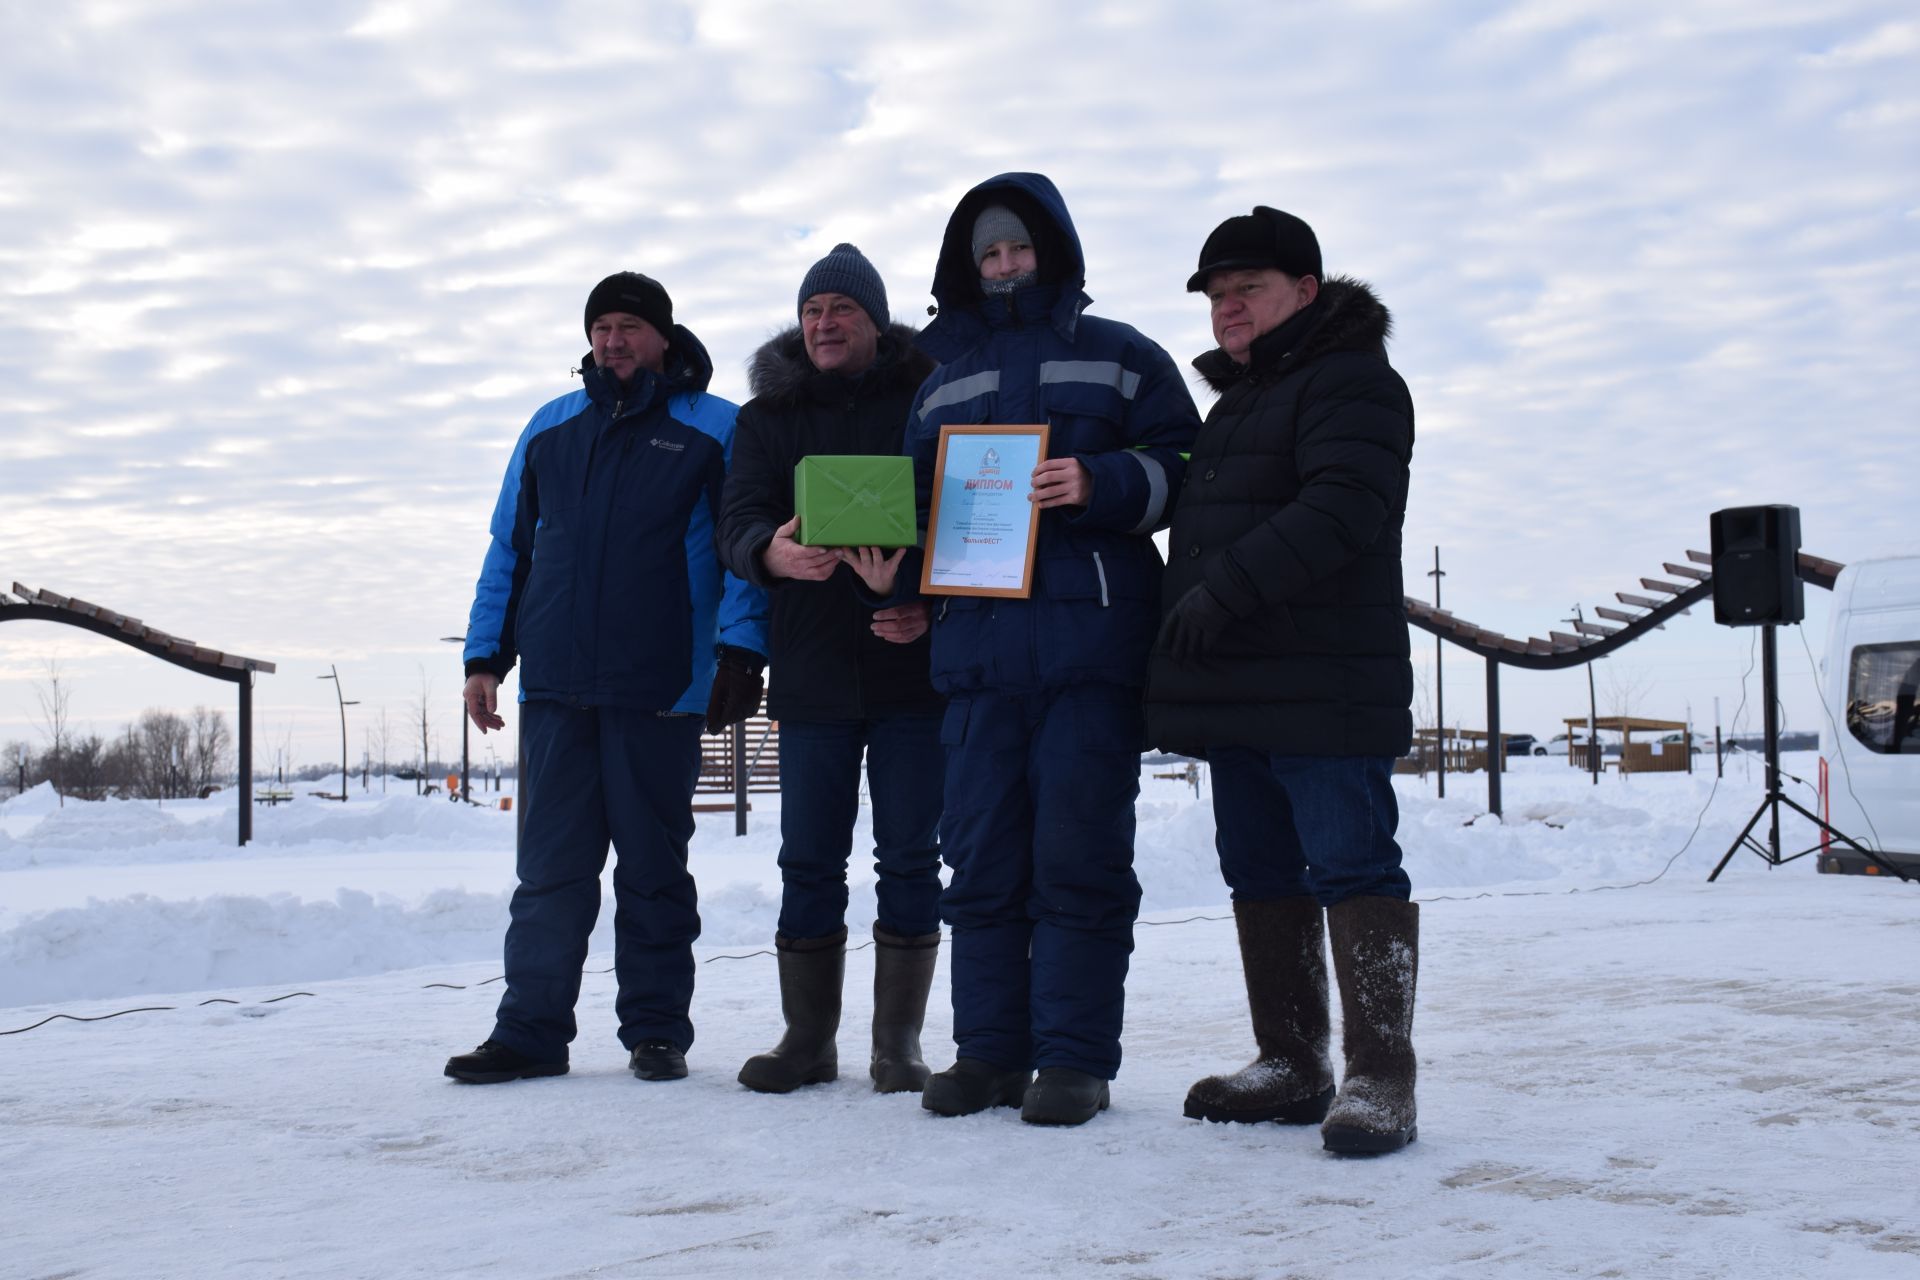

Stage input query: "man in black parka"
[
  {"left": 1145, "top": 208, "right": 1420, "bottom": 1155},
  {"left": 716, "top": 244, "right": 946, "bottom": 1096}
]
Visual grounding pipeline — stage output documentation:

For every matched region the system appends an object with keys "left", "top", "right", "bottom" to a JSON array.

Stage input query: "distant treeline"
[{"left": 4, "top": 707, "right": 233, "bottom": 801}]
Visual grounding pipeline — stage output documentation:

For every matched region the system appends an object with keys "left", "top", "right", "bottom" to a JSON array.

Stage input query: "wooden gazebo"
[{"left": 1558, "top": 715, "right": 1694, "bottom": 774}]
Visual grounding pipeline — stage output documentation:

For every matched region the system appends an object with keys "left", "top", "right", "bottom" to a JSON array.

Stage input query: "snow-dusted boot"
[
  {"left": 870, "top": 925, "right": 940, "bottom": 1094},
  {"left": 1184, "top": 896, "right": 1336, "bottom": 1124},
  {"left": 737, "top": 930, "right": 845, "bottom": 1094},
  {"left": 1322, "top": 896, "right": 1418, "bottom": 1155}
]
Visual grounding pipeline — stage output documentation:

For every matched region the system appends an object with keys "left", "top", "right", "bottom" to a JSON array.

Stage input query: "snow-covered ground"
[{"left": 4, "top": 757, "right": 1917, "bottom": 1278}]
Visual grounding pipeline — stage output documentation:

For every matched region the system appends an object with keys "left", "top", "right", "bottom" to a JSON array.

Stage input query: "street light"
[
  {"left": 440, "top": 636, "right": 470, "bottom": 804},
  {"left": 317, "top": 665, "right": 359, "bottom": 803}
]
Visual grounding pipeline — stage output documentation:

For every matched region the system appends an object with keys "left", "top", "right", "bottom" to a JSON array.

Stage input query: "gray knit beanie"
[
  {"left": 796, "top": 243, "right": 888, "bottom": 328},
  {"left": 971, "top": 205, "right": 1033, "bottom": 266}
]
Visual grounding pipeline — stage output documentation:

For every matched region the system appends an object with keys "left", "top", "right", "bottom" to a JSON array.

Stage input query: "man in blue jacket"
[
  {"left": 894, "top": 174, "right": 1201, "bottom": 1125},
  {"left": 445, "top": 271, "right": 769, "bottom": 1085}
]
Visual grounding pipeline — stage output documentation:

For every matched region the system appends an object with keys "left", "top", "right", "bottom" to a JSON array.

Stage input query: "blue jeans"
[
  {"left": 493, "top": 702, "right": 704, "bottom": 1061},
  {"left": 1208, "top": 750, "right": 1410, "bottom": 908},
  {"left": 776, "top": 715, "right": 944, "bottom": 940}
]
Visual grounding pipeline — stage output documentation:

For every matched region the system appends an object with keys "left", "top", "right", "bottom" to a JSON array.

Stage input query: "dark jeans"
[
  {"left": 776, "top": 715, "right": 944, "bottom": 940},
  {"left": 492, "top": 702, "right": 703, "bottom": 1061},
  {"left": 1208, "top": 750, "right": 1410, "bottom": 908},
  {"left": 938, "top": 685, "right": 1143, "bottom": 1080}
]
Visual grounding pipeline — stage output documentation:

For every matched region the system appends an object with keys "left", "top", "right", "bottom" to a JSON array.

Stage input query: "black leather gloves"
[
  {"left": 704, "top": 645, "right": 767, "bottom": 733},
  {"left": 1157, "top": 583, "right": 1236, "bottom": 662}
]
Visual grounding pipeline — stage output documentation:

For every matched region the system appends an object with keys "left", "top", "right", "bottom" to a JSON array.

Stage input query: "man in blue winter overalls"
[
  {"left": 881, "top": 174, "right": 1201, "bottom": 1125},
  {"left": 445, "top": 272, "right": 768, "bottom": 1084}
]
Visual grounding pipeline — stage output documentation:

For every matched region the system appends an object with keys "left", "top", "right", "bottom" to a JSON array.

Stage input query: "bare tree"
[
  {"left": 1409, "top": 663, "right": 1434, "bottom": 774},
  {"left": 1602, "top": 664, "right": 1657, "bottom": 721},
  {"left": 412, "top": 667, "right": 434, "bottom": 794},
  {"left": 374, "top": 706, "right": 393, "bottom": 794},
  {"left": 188, "top": 706, "right": 233, "bottom": 793},
  {"left": 33, "top": 655, "right": 72, "bottom": 804},
  {"left": 127, "top": 709, "right": 192, "bottom": 799},
  {"left": 3, "top": 739, "right": 30, "bottom": 798}
]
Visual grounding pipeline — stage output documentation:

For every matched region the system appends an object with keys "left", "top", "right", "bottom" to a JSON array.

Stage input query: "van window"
[{"left": 1846, "top": 642, "right": 1920, "bottom": 755}]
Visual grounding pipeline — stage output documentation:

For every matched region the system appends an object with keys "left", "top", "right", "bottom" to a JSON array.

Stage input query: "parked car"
[
  {"left": 1655, "top": 731, "right": 1703, "bottom": 755},
  {"left": 1503, "top": 734, "right": 1548, "bottom": 758},
  {"left": 1543, "top": 731, "right": 1621, "bottom": 758}
]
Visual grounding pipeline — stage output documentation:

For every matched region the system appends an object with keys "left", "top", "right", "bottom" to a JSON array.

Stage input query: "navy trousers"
[
  {"left": 491, "top": 701, "right": 704, "bottom": 1061},
  {"left": 776, "top": 715, "right": 945, "bottom": 941},
  {"left": 1208, "top": 750, "right": 1411, "bottom": 908},
  {"left": 937, "top": 685, "right": 1143, "bottom": 1080}
]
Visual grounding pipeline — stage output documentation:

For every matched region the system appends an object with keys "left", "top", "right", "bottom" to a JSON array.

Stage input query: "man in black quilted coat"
[
  {"left": 1145, "top": 207, "right": 1420, "bottom": 1155},
  {"left": 716, "top": 243, "right": 946, "bottom": 1099}
]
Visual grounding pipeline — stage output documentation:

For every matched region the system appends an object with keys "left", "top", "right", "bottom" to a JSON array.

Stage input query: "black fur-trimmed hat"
[{"left": 1187, "top": 207, "right": 1321, "bottom": 292}]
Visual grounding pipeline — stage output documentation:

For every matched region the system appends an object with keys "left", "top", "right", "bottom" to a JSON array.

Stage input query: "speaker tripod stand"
[{"left": 1708, "top": 625, "right": 1910, "bottom": 881}]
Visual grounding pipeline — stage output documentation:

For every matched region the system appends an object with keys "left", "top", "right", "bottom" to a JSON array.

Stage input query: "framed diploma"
[{"left": 920, "top": 424, "right": 1050, "bottom": 598}]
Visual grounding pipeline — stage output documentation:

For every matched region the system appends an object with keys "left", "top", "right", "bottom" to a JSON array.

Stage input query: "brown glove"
[{"left": 704, "top": 645, "right": 766, "bottom": 733}]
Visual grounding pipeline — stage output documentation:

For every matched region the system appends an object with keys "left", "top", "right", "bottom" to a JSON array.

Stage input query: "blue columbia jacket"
[
  {"left": 910, "top": 172, "right": 1201, "bottom": 693},
  {"left": 463, "top": 328, "right": 768, "bottom": 714}
]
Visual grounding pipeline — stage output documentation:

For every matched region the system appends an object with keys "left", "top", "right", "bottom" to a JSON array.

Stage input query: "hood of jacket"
[
  {"left": 920, "top": 171, "right": 1093, "bottom": 362},
  {"left": 745, "top": 322, "right": 935, "bottom": 407},
  {"left": 579, "top": 321, "right": 716, "bottom": 408},
  {"left": 1193, "top": 276, "right": 1393, "bottom": 393}
]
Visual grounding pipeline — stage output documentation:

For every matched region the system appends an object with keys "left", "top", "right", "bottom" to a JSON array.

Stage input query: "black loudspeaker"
[{"left": 1710, "top": 504, "right": 1804, "bottom": 626}]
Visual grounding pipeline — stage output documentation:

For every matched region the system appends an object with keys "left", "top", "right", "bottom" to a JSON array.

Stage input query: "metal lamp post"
[{"left": 317, "top": 666, "right": 358, "bottom": 802}]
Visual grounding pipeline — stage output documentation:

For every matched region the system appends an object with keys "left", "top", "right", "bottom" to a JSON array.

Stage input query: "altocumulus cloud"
[{"left": 1, "top": 0, "right": 1915, "bottom": 754}]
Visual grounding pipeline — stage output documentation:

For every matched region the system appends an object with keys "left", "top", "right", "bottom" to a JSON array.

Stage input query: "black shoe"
[
  {"left": 444, "top": 1039, "right": 568, "bottom": 1084},
  {"left": 920, "top": 1058, "right": 1031, "bottom": 1117},
  {"left": 1020, "top": 1068, "right": 1111, "bottom": 1126},
  {"left": 629, "top": 1040, "right": 688, "bottom": 1081}
]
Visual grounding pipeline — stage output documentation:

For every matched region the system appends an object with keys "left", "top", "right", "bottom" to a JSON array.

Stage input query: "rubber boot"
[
  {"left": 870, "top": 925, "right": 940, "bottom": 1094},
  {"left": 1322, "top": 896, "right": 1419, "bottom": 1155},
  {"left": 737, "top": 929, "right": 846, "bottom": 1094},
  {"left": 1184, "top": 896, "right": 1336, "bottom": 1124}
]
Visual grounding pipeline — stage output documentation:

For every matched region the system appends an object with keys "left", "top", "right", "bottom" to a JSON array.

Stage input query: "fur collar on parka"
[
  {"left": 1193, "top": 275, "right": 1393, "bottom": 393},
  {"left": 745, "top": 322, "right": 935, "bottom": 407}
]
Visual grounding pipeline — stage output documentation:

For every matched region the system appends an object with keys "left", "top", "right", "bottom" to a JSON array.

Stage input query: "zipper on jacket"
[
  {"left": 582, "top": 398, "right": 625, "bottom": 495},
  {"left": 1092, "top": 551, "right": 1110, "bottom": 607}
]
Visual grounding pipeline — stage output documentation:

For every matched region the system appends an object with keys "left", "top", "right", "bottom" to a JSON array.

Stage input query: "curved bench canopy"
[{"left": 1, "top": 582, "right": 274, "bottom": 844}]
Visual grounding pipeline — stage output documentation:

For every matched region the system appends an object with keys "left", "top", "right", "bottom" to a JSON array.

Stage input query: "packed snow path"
[{"left": 3, "top": 764, "right": 1917, "bottom": 1277}]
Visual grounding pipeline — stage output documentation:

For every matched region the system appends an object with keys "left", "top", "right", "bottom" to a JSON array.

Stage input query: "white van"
[{"left": 1818, "top": 555, "right": 1920, "bottom": 875}]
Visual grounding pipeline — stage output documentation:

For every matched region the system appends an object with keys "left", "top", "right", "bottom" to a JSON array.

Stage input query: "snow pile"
[{"left": 0, "top": 757, "right": 1832, "bottom": 1010}]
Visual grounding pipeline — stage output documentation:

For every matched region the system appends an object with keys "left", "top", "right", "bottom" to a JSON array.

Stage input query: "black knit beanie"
[
  {"left": 796, "top": 243, "right": 888, "bottom": 328},
  {"left": 584, "top": 272, "right": 673, "bottom": 338}
]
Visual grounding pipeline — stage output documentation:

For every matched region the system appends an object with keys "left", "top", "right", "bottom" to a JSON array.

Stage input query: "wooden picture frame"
[{"left": 919, "top": 423, "right": 1050, "bottom": 598}]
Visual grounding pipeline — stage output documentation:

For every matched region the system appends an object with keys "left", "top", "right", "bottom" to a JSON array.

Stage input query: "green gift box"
[{"left": 794, "top": 455, "right": 918, "bottom": 548}]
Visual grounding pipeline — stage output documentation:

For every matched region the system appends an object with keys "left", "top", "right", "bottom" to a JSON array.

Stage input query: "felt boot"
[
  {"left": 1322, "top": 896, "right": 1418, "bottom": 1155},
  {"left": 1184, "top": 896, "right": 1336, "bottom": 1124},
  {"left": 870, "top": 926, "right": 940, "bottom": 1094},
  {"left": 737, "top": 930, "right": 846, "bottom": 1094}
]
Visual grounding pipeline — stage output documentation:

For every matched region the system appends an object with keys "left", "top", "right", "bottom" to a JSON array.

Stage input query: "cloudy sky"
[{"left": 2, "top": 0, "right": 1915, "bottom": 773}]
